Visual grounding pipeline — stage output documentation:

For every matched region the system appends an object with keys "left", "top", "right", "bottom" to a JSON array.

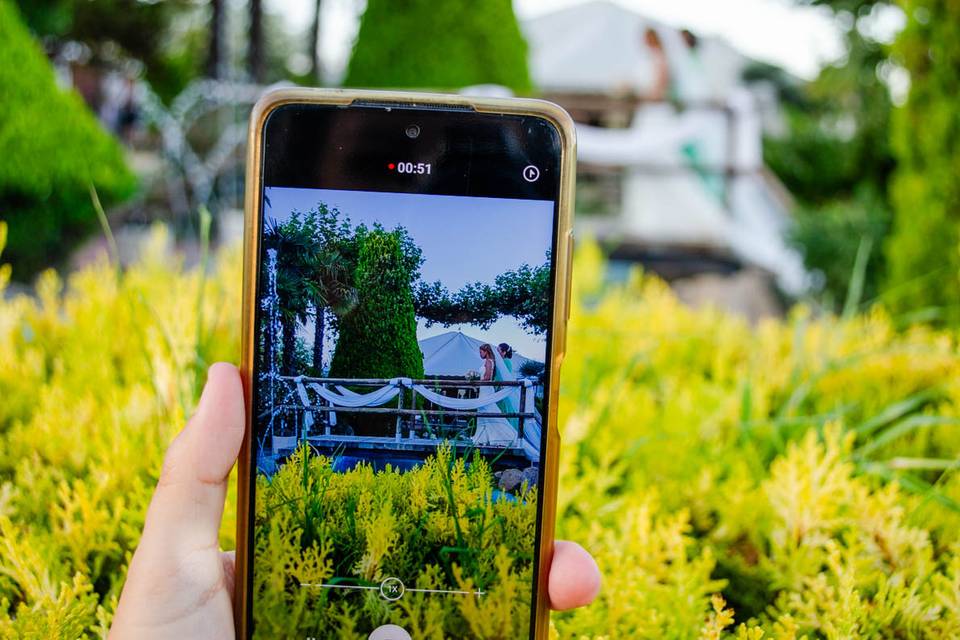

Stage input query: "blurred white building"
[{"left": 523, "top": 1, "right": 809, "bottom": 317}]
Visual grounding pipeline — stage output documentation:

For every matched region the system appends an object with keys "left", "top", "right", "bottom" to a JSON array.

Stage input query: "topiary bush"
[
  {"left": 1, "top": 224, "right": 960, "bottom": 637},
  {"left": 0, "top": 0, "right": 136, "bottom": 280},
  {"left": 329, "top": 229, "right": 424, "bottom": 381},
  {"left": 884, "top": 0, "right": 960, "bottom": 321},
  {"left": 343, "top": 0, "right": 533, "bottom": 93}
]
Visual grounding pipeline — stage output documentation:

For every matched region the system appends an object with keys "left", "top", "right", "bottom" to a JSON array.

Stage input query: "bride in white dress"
[
  {"left": 472, "top": 344, "right": 520, "bottom": 447},
  {"left": 469, "top": 344, "right": 543, "bottom": 462}
]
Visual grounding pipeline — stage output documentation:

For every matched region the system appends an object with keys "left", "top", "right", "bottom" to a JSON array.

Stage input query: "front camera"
[{"left": 405, "top": 124, "right": 421, "bottom": 139}]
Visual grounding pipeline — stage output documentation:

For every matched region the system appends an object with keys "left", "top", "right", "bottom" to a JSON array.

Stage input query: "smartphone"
[{"left": 236, "top": 88, "right": 575, "bottom": 640}]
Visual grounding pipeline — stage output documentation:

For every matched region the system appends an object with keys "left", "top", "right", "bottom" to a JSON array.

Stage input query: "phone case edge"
[{"left": 235, "top": 87, "right": 577, "bottom": 640}]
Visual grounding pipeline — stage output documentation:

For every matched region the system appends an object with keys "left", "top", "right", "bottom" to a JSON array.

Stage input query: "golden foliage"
[
  {"left": 0, "top": 225, "right": 958, "bottom": 637},
  {"left": 252, "top": 445, "right": 535, "bottom": 637}
]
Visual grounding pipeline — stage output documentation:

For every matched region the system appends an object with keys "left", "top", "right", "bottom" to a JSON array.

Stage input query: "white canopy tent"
[{"left": 418, "top": 331, "right": 540, "bottom": 378}]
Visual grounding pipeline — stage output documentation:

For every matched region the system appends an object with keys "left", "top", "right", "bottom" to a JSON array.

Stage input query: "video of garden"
[{"left": 252, "top": 187, "right": 554, "bottom": 634}]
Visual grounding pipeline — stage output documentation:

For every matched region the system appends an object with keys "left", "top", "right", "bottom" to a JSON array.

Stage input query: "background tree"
[
  {"left": 415, "top": 253, "right": 552, "bottom": 335},
  {"left": 344, "top": 0, "right": 532, "bottom": 92},
  {"left": 305, "top": 203, "right": 356, "bottom": 374},
  {"left": 329, "top": 230, "right": 424, "bottom": 381},
  {"left": 765, "top": 0, "right": 895, "bottom": 307},
  {"left": 248, "top": 0, "right": 265, "bottom": 82},
  {"left": 414, "top": 280, "right": 499, "bottom": 329},
  {"left": 308, "top": 0, "right": 323, "bottom": 82},
  {"left": 205, "top": 0, "right": 224, "bottom": 79},
  {"left": 0, "top": 0, "right": 136, "bottom": 280},
  {"left": 262, "top": 212, "right": 317, "bottom": 374},
  {"left": 14, "top": 0, "right": 202, "bottom": 102},
  {"left": 491, "top": 258, "right": 552, "bottom": 335},
  {"left": 884, "top": 0, "right": 960, "bottom": 321}
]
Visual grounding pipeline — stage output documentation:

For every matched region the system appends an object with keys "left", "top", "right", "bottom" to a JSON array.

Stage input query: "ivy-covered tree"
[
  {"left": 329, "top": 230, "right": 424, "bottom": 381},
  {"left": 884, "top": 0, "right": 960, "bottom": 321},
  {"left": 343, "top": 0, "right": 533, "bottom": 93}
]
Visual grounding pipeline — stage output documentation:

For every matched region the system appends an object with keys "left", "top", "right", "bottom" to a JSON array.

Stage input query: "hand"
[{"left": 110, "top": 363, "right": 601, "bottom": 639}]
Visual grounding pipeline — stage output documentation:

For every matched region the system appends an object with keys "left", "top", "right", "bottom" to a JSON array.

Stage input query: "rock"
[
  {"left": 520, "top": 466, "right": 539, "bottom": 489},
  {"left": 498, "top": 468, "right": 523, "bottom": 492}
]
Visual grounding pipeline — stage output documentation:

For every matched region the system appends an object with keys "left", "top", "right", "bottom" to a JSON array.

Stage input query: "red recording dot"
[{"left": 388, "top": 163, "right": 396, "bottom": 170}]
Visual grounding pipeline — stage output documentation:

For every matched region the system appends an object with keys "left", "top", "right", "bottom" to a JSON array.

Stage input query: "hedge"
[
  {"left": 0, "top": 0, "right": 136, "bottom": 279},
  {"left": 884, "top": 0, "right": 960, "bottom": 321},
  {"left": 344, "top": 0, "right": 533, "bottom": 93}
]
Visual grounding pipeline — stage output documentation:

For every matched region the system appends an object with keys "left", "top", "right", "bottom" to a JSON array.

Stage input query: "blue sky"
[{"left": 265, "top": 187, "right": 554, "bottom": 360}]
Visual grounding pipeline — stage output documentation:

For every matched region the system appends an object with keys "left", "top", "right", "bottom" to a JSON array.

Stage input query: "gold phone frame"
[{"left": 236, "top": 88, "right": 575, "bottom": 640}]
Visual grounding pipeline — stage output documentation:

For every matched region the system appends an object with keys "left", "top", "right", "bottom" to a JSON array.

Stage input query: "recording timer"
[{"left": 388, "top": 161, "right": 432, "bottom": 175}]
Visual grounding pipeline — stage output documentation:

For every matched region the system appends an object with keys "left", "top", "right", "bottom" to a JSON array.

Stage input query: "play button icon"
[{"left": 522, "top": 165, "right": 540, "bottom": 182}]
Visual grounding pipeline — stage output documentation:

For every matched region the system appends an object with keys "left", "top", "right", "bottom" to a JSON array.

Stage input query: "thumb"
[{"left": 141, "top": 362, "right": 245, "bottom": 551}]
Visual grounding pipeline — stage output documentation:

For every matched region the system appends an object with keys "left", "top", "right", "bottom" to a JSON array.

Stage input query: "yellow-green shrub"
[
  {"left": 252, "top": 445, "right": 535, "bottom": 638},
  {"left": 0, "top": 223, "right": 958, "bottom": 638}
]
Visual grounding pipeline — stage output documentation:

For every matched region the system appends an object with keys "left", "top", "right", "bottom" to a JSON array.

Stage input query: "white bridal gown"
[
  {"left": 471, "top": 350, "right": 543, "bottom": 463},
  {"left": 472, "top": 358, "right": 519, "bottom": 448}
]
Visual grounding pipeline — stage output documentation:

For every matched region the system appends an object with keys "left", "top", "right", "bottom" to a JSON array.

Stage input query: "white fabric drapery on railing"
[
  {"left": 294, "top": 376, "right": 407, "bottom": 429},
  {"left": 411, "top": 380, "right": 532, "bottom": 411},
  {"left": 295, "top": 377, "right": 534, "bottom": 413},
  {"left": 297, "top": 377, "right": 407, "bottom": 408}
]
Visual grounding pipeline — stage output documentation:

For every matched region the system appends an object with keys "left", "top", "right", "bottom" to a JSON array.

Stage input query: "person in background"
[
  {"left": 498, "top": 342, "right": 514, "bottom": 373},
  {"left": 480, "top": 343, "right": 496, "bottom": 382},
  {"left": 642, "top": 26, "right": 671, "bottom": 102}
]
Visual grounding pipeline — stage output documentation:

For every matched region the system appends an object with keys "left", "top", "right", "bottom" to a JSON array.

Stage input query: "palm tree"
[
  {"left": 263, "top": 204, "right": 357, "bottom": 376},
  {"left": 306, "top": 203, "right": 356, "bottom": 373},
  {"left": 263, "top": 214, "right": 315, "bottom": 374},
  {"left": 307, "top": 248, "right": 356, "bottom": 375}
]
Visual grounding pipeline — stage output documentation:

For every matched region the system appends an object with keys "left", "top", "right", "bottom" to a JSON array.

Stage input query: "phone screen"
[{"left": 247, "top": 102, "right": 563, "bottom": 639}]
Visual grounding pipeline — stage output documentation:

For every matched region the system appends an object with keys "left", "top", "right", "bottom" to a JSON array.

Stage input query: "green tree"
[
  {"left": 415, "top": 253, "right": 552, "bottom": 335},
  {"left": 14, "top": 0, "right": 201, "bottom": 101},
  {"left": 765, "top": 0, "right": 896, "bottom": 307},
  {"left": 343, "top": 0, "right": 532, "bottom": 93},
  {"left": 305, "top": 203, "right": 357, "bottom": 374},
  {"left": 329, "top": 230, "right": 424, "bottom": 381},
  {"left": 205, "top": 0, "right": 225, "bottom": 79},
  {"left": 0, "top": 0, "right": 136, "bottom": 280},
  {"left": 263, "top": 205, "right": 358, "bottom": 376},
  {"left": 263, "top": 211, "right": 317, "bottom": 375},
  {"left": 884, "top": 0, "right": 960, "bottom": 321}
]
